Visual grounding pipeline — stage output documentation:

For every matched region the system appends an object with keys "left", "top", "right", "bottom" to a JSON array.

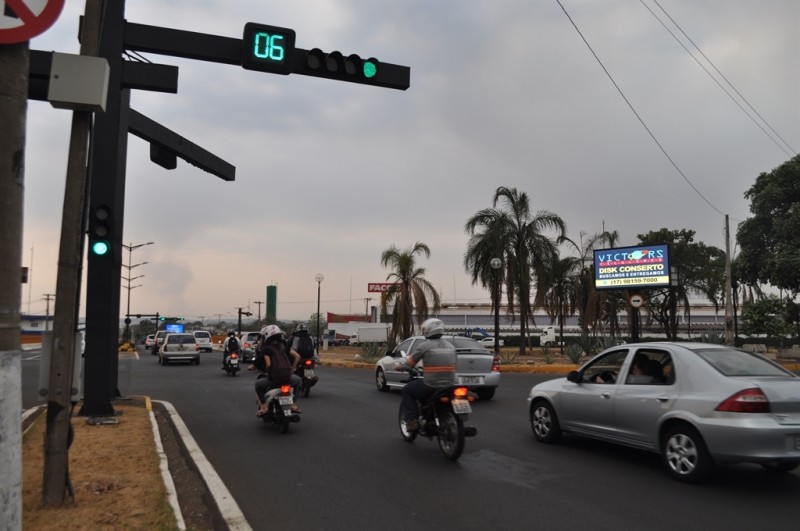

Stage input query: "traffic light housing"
[
  {"left": 89, "top": 205, "right": 113, "bottom": 256},
  {"left": 297, "top": 48, "right": 408, "bottom": 90}
]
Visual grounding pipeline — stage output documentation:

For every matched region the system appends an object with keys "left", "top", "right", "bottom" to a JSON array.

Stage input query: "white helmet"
[
  {"left": 260, "top": 325, "right": 283, "bottom": 343},
  {"left": 421, "top": 318, "right": 445, "bottom": 339}
]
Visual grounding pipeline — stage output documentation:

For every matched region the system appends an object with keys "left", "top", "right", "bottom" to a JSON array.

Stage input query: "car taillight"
[
  {"left": 716, "top": 388, "right": 771, "bottom": 413},
  {"left": 492, "top": 356, "right": 500, "bottom": 372},
  {"left": 244, "top": 342, "right": 251, "bottom": 348},
  {"left": 280, "top": 384, "right": 292, "bottom": 395}
]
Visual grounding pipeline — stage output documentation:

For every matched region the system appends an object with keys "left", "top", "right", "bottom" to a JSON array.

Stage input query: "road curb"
[
  {"left": 145, "top": 397, "right": 186, "bottom": 531},
  {"left": 153, "top": 400, "right": 252, "bottom": 531}
]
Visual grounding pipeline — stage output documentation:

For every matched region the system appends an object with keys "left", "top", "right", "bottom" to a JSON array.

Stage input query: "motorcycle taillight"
[
  {"left": 280, "top": 384, "right": 292, "bottom": 395},
  {"left": 231, "top": 353, "right": 238, "bottom": 359},
  {"left": 304, "top": 359, "right": 312, "bottom": 366},
  {"left": 453, "top": 387, "right": 469, "bottom": 398}
]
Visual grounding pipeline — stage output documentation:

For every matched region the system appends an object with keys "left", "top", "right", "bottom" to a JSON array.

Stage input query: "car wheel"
[
  {"left": 661, "top": 424, "right": 713, "bottom": 484},
  {"left": 376, "top": 368, "right": 389, "bottom": 392},
  {"left": 530, "top": 400, "right": 562, "bottom": 443},
  {"left": 477, "top": 388, "right": 495, "bottom": 400},
  {"left": 761, "top": 462, "right": 800, "bottom": 473}
]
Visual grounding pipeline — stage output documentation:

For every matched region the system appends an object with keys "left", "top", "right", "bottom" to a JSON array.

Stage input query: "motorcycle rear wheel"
[
  {"left": 302, "top": 383, "right": 311, "bottom": 398},
  {"left": 398, "top": 403, "right": 418, "bottom": 442},
  {"left": 437, "top": 410, "right": 465, "bottom": 460}
]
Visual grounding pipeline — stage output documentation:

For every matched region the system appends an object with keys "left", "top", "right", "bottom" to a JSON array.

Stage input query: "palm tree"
[
  {"left": 539, "top": 254, "right": 581, "bottom": 348},
  {"left": 380, "top": 242, "right": 441, "bottom": 343},
  {"left": 464, "top": 186, "right": 566, "bottom": 356}
]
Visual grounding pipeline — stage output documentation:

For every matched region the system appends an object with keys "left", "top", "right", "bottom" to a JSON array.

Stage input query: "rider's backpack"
[
  {"left": 227, "top": 336, "right": 239, "bottom": 352},
  {"left": 268, "top": 345, "right": 293, "bottom": 385},
  {"left": 292, "top": 336, "right": 315, "bottom": 359}
]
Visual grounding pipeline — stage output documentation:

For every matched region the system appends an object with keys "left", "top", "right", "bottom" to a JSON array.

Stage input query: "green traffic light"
[
  {"left": 363, "top": 60, "right": 378, "bottom": 78},
  {"left": 91, "top": 241, "right": 110, "bottom": 256}
]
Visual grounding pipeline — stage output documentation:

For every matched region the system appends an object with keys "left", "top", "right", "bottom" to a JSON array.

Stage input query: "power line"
[
  {"left": 644, "top": 0, "right": 796, "bottom": 157},
  {"left": 555, "top": 0, "right": 726, "bottom": 217}
]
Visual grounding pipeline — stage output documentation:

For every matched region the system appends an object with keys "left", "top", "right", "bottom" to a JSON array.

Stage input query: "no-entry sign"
[{"left": 0, "top": 0, "right": 65, "bottom": 44}]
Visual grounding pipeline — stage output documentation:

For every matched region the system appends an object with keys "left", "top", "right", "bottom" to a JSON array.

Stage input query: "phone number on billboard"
[{"left": 602, "top": 276, "right": 669, "bottom": 286}]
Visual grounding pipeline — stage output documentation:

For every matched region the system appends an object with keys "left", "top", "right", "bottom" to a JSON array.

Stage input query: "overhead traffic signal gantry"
[{"left": 240, "top": 21, "right": 410, "bottom": 90}]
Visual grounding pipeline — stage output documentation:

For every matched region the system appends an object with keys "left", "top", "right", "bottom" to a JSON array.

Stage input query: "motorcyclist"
[
  {"left": 286, "top": 323, "right": 318, "bottom": 361},
  {"left": 397, "top": 318, "right": 456, "bottom": 432},
  {"left": 250, "top": 325, "right": 302, "bottom": 415},
  {"left": 222, "top": 330, "right": 240, "bottom": 369}
]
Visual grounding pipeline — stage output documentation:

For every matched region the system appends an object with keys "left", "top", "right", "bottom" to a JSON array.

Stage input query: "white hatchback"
[
  {"left": 193, "top": 330, "right": 213, "bottom": 353},
  {"left": 159, "top": 333, "right": 200, "bottom": 365}
]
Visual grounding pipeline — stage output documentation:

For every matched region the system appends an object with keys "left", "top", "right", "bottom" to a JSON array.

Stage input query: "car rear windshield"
[
  {"left": 693, "top": 347, "right": 794, "bottom": 377},
  {"left": 194, "top": 332, "right": 211, "bottom": 339},
  {"left": 446, "top": 336, "right": 489, "bottom": 350},
  {"left": 168, "top": 335, "right": 195, "bottom": 345}
]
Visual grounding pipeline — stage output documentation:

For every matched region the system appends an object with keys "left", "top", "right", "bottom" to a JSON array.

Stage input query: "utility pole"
[
  {"left": 724, "top": 215, "right": 734, "bottom": 346},
  {"left": 43, "top": 293, "right": 55, "bottom": 331},
  {"left": 363, "top": 298, "right": 372, "bottom": 316},
  {"left": 43, "top": 0, "right": 103, "bottom": 506},
  {"left": 253, "top": 301, "right": 263, "bottom": 323},
  {"left": 0, "top": 35, "right": 28, "bottom": 531}
]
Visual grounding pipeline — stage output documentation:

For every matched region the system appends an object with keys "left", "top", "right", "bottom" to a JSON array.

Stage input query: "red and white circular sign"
[
  {"left": 0, "top": 0, "right": 65, "bottom": 44},
  {"left": 629, "top": 294, "right": 645, "bottom": 308}
]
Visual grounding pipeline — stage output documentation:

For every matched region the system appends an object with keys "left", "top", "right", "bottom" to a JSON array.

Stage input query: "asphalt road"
[{"left": 22, "top": 348, "right": 800, "bottom": 530}]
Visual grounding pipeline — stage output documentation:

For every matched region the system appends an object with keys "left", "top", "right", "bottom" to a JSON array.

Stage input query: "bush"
[
  {"left": 541, "top": 345, "right": 555, "bottom": 364},
  {"left": 359, "top": 342, "right": 385, "bottom": 360},
  {"left": 565, "top": 343, "right": 584, "bottom": 364},
  {"left": 498, "top": 348, "right": 518, "bottom": 365}
]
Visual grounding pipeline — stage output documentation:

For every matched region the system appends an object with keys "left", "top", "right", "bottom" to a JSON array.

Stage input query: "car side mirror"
[
  {"left": 399, "top": 350, "right": 408, "bottom": 358},
  {"left": 566, "top": 371, "right": 581, "bottom": 383}
]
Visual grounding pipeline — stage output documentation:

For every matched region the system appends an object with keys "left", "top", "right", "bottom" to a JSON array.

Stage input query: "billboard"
[
  {"left": 165, "top": 323, "right": 185, "bottom": 333},
  {"left": 593, "top": 244, "right": 670, "bottom": 290}
]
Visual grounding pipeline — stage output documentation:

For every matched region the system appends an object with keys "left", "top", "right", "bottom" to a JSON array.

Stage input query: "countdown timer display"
[{"left": 241, "top": 22, "right": 296, "bottom": 75}]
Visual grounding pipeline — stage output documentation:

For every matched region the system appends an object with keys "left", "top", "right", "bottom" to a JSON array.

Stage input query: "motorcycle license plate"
[
  {"left": 230, "top": 360, "right": 238, "bottom": 366},
  {"left": 452, "top": 399, "right": 471, "bottom": 414},
  {"left": 278, "top": 396, "right": 293, "bottom": 406},
  {"left": 459, "top": 376, "right": 483, "bottom": 385},
  {"left": 304, "top": 369, "right": 315, "bottom": 378}
]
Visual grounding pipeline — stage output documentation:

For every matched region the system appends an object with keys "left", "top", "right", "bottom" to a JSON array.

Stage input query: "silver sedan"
[
  {"left": 527, "top": 342, "right": 800, "bottom": 483},
  {"left": 375, "top": 335, "right": 501, "bottom": 400}
]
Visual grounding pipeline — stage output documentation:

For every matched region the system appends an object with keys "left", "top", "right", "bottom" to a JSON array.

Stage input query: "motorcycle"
[
  {"left": 398, "top": 367, "right": 478, "bottom": 460},
  {"left": 223, "top": 350, "right": 240, "bottom": 376},
  {"left": 295, "top": 358, "right": 319, "bottom": 397},
  {"left": 256, "top": 375, "right": 301, "bottom": 434}
]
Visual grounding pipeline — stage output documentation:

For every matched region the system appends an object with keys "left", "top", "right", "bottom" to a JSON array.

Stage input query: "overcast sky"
[{"left": 20, "top": 0, "right": 800, "bottom": 323}]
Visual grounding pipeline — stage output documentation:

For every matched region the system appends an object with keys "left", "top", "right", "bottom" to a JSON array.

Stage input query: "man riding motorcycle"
[
  {"left": 222, "top": 330, "right": 240, "bottom": 370},
  {"left": 250, "top": 325, "right": 302, "bottom": 415},
  {"left": 397, "top": 318, "right": 456, "bottom": 432}
]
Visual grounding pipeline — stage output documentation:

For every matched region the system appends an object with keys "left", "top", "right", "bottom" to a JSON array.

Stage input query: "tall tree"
[
  {"left": 737, "top": 155, "right": 800, "bottom": 297},
  {"left": 464, "top": 186, "right": 566, "bottom": 355},
  {"left": 380, "top": 242, "right": 441, "bottom": 343}
]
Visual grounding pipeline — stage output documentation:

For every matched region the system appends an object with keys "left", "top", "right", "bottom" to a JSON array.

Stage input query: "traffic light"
[
  {"left": 296, "top": 48, "right": 409, "bottom": 90},
  {"left": 89, "top": 205, "right": 113, "bottom": 256},
  {"left": 241, "top": 22, "right": 296, "bottom": 75}
]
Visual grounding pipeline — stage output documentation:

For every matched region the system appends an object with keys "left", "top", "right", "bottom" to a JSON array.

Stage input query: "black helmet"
[{"left": 228, "top": 330, "right": 236, "bottom": 337}]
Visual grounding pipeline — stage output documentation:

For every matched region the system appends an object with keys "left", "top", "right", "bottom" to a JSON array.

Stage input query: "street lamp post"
[
  {"left": 315, "top": 273, "right": 324, "bottom": 348},
  {"left": 121, "top": 241, "right": 154, "bottom": 344},
  {"left": 490, "top": 258, "right": 502, "bottom": 356}
]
